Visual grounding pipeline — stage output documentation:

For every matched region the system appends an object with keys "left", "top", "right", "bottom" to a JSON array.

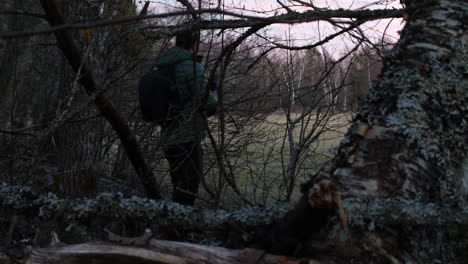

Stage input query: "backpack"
[{"left": 138, "top": 63, "right": 185, "bottom": 124}]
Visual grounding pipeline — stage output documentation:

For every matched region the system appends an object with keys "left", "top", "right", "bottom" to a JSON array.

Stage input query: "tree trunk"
[
  {"left": 267, "top": 0, "right": 467, "bottom": 262},
  {"left": 39, "top": 0, "right": 162, "bottom": 199}
]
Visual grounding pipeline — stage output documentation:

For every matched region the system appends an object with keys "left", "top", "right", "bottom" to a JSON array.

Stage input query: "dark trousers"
[{"left": 164, "top": 141, "right": 202, "bottom": 206}]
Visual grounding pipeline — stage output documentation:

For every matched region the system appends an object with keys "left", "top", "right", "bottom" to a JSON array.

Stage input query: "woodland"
[{"left": 0, "top": 0, "right": 467, "bottom": 263}]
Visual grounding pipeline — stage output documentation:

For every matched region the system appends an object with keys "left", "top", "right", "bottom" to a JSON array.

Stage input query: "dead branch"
[{"left": 26, "top": 236, "right": 322, "bottom": 264}]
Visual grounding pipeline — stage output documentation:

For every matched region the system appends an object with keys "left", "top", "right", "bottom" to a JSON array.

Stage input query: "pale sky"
[
  {"left": 219, "top": 0, "right": 404, "bottom": 55},
  {"left": 144, "top": 0, "right": 404, "bottom": 56}
]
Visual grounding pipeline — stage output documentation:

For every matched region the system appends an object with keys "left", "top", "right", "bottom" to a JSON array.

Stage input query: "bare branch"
[
  {"left": 176, "top": 0, "right": 198, "bottom": 20},
  {"left": 276, "top": 0, "right": 295, "bottom": 13},
  {"left": 289, "top": 0, "right": 328, "bottom": 11},
  {"left": 0, "top": 9, "right": 46, "bottom": 19},
  {"left": 0, "top": 8, "right": 407, "bottom": 39},
  {"left": 139, "top": 2, "right": 150, "bottom": 16},
  {"left": 258, "top": 19, "right": 367, "bottom": 51}
]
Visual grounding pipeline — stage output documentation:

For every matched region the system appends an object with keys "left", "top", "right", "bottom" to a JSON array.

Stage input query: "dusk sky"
[{"left": 146, "top": 0, "right": 404, "bottom": 56}]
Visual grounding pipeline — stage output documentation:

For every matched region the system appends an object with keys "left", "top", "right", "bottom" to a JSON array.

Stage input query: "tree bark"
[
  {"left": 267, "top": 0, "right": 467, "bottom": 262},
  {"left": 38, "top": 0, "right": 161, "bottom": 199}
]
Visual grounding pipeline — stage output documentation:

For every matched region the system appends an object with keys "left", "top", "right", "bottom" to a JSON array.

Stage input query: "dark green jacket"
[{"left": 156, "top": 46, "right": 208, "bottom": 145}]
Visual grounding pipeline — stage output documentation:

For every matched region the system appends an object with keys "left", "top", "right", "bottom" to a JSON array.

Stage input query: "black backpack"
[{"left": 138, "top": 63, "right": 185, "bottom": 124}]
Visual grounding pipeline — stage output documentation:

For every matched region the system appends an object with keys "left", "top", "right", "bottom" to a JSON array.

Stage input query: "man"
[{"left": 156, "top": 31, "right": 208, "bottom": 206}]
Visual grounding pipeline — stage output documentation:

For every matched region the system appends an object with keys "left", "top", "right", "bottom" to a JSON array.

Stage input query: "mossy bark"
[{"left": 271, "top": 0, "right": 467, "bottom": 262}]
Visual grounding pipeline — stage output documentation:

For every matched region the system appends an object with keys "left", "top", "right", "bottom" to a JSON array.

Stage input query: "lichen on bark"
[
  {"left": 295, "top": 1, "right": 467, "bottom": 262},
  {"left": 361, "top": 0, "right": 467, "bottom": 203},
  {"left": 0, "top": 183, "right": 292, "bottom": 243}
]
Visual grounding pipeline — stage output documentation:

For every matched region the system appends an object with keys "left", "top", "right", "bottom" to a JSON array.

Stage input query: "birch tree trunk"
[{"left": 267, "top": 0, "right": 467, "bottom": 262}]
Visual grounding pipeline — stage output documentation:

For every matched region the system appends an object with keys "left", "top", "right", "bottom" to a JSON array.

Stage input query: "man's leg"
[
  {"left": 165, "top": 144, "right": 186, "bottom": 202},
  {"left": 165, "top": 142, "right": 202, "bottom": 205},
  {"left": 181, "top": 141, "right": 202, "bottom": 204}
]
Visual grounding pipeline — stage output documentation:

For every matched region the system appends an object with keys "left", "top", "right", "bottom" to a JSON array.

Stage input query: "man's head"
[{"left": 176, "top": 30, "right": 199, "bottom": 51}]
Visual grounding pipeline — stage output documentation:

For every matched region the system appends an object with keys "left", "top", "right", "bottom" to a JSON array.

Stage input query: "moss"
[
  {"left": 329, "top": 197, "right": 465, "bottom": 261},
  {"left": 0, "top": 183, "right": 292, "bottom": 237},
  {"left": 342, "top": 197, "right": 468, "bottom": 228},
  {"left": 359, "top": 1, "right": 467, "bottom": 203}
]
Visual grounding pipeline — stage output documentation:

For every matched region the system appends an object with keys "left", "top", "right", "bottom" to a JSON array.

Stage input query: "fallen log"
[
  {"left": 0, "top": 253, "right": 11, "bottom": 264},
  {"left": 25, "top": 237, "right": 322, "bottom": 264}
]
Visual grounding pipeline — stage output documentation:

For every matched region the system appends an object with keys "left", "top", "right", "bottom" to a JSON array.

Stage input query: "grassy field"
[{"left": 199, "top": 111, "right": 353, "bottom": 206}]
